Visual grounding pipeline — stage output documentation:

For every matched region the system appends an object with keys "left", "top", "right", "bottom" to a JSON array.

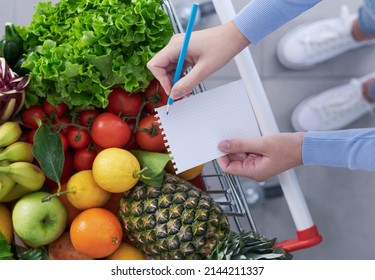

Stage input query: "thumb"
[{"left": 218, "top": 138, "right": 264, "bottom": 154}]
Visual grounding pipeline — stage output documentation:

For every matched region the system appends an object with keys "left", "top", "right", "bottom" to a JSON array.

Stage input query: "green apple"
[{"left": 12, "top": 191, "right": 67, "bottom": 247}]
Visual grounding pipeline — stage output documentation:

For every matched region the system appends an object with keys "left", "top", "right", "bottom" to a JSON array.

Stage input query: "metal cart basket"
[{"left": 162, "top": 0, "right": 323, "bottom": 253}]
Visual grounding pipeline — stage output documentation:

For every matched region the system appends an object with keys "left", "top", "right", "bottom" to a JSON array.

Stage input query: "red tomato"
[
  {"left": 78, "top": 109, "right": 101, "bottom": 127},
  {"left": 105, "top": 88, "right": 143, "bottom": 117},
  {"left": 42, "top": 100, "right": 68, "bottom": 117},
  {"left": 66, "top": 127, "right": 91, "bottom": 149},
  {"left": 91, "top": 112, "right": 131, "bottom": 148},
  {"left": 188, "top": 174, "right": 207, "bottom": 192},
  {"left": 73, "top": 148, "right": 97, "bottom": 171},
  {"left": 22, "top": 105, "right": 45, "bottom": 128},
  {"left": 144, "top": 79, "right": 168, "bottom": 113},
  {"left": 135, "top": 114, "right": 166, "bottom": 152},
  {"left": 26, "top": 129, "right": 37, "bottom": 144}
]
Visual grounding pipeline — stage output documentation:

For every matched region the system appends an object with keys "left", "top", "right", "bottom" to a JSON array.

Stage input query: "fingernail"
[{"left": 218, "top": 140, "right": 230, "bottom": 152}]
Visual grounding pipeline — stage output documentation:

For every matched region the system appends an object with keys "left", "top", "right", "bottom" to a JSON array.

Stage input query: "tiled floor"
[{"left": 2, "top": 0, "right": 375, "bottom": 260}]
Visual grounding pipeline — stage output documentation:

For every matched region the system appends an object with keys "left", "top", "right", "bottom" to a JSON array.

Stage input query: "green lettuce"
[{"left": 18, "top": 0, "right": 173, "bottom": 108}]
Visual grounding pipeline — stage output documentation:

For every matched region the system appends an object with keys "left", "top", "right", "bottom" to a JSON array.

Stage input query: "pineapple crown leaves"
[{"left": 209, "top": 230, "right": 293, "bottom": 260}]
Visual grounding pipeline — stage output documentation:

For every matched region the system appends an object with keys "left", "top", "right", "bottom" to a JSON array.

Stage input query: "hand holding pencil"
[{"left": 146, "top": 4, "right": 250, "bottom": 108}]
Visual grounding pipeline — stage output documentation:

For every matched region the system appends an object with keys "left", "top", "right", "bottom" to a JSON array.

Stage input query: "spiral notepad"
[{"left": 155, "top": 80, "right": 260, "bottom": 174}]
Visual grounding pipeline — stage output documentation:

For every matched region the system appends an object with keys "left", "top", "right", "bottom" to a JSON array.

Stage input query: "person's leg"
[
  {"left": 357, "top": 0, "right": 375, "bottom": 37},
  {"left": 277, "top": 5, "right": 375, "bottom": 69},
  {"left": 286, "top": 2, "right": 375, "bottom": 132}
]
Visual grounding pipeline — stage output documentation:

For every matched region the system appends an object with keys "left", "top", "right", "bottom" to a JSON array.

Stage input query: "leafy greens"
[{"left": 17, "top": 0, "right": 173, "bottom": 108}]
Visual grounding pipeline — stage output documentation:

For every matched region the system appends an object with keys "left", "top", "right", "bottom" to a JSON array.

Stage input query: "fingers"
[{"left": 218, "top": 138, "right": 265, "bottom": 155}]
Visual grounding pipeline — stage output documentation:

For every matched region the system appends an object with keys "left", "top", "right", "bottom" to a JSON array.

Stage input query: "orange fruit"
[
  {"left": 70, "top": 208, "right": 123, "bottom": 258},
  {"left": 92, "top": 148, "right": 141, "bottom": 193},
  {"left": 0, "top": 203, "right": 13, "bottom": 243},
  {"left": 106, "top": 242, "right": 147, "bottom": 260},
  {"left": 166, "top": 161, "right": 205, "bottom": 181},
  {"left": 66, "top": 170, "right": 111, "bottom": 210}
]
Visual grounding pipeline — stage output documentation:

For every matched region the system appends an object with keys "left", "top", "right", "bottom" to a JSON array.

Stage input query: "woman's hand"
[
  {"left": 147, "top": 21, "right": 250, "bottom": 99},
  {"left": 217, "top": 132, "right": 305, "bottom": 181}
]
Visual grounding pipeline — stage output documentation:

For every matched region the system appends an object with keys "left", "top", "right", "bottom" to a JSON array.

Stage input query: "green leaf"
[
  {"left": 19, "top": 246, "right": 49, "bottom": 260},
  {"left": 131, "top": 150, "right": 171, "bottom": 188},
  {"left": 32, "top": 124, "right": 64, "bottom": 186},
  {"left": 0, "top": 232, "right": 13, "bottom": 260}
]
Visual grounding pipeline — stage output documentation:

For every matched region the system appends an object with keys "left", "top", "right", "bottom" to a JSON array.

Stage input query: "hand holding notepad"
[{"left": 155, "top": 80, "right": 261, "bottom": 174}]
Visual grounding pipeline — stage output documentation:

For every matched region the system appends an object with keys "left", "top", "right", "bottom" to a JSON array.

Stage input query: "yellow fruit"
[
  {"left": 0, "top": 203, "right": 13, "bottom": 243},
  {"left": 92, "top": 148, "right": 140, "bottom": 193},
  {"left": 66, "top": 170, "right": 111, "bottom": 210},
  {"left": 166, "top": 162, "right": 205, "bottom": 181},
  {"left": 106, "top": 242, "right": 147, "bottom": 260}
]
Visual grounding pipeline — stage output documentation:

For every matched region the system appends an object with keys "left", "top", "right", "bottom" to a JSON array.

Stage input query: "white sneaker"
[
  {"left": 277, "top": 6, "right": 375, "bottom": 69},
  {"left": 291, "top": 72, "right": 375, "bottom": 131}
]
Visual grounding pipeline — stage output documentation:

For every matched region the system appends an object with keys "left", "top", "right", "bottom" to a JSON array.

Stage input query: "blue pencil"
[{"left": 166, "top": 3, "right": 199, "bottom": 115}]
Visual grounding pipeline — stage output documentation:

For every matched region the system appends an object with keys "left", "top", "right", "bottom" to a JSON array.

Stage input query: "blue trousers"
[{"left": 359, "top": 1, "right": 375, "bottom": 100}]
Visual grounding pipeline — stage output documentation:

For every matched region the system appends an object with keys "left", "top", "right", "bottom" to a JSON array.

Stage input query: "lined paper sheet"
[{"left": 155, "top": 80, "right": 260, "bottom": 174}]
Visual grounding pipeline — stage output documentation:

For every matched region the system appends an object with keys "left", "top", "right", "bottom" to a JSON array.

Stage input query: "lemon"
[
  {"left": 106, "top": 242, "right": 147, "bottom": 260},
  {"left": 0, "top": 203, "right": 13, "bottom": 243},
  {"left": 66, "top": 170, "right": 111, "bottom": 210},
  {"left": 92, "top": 148, "right": 140, "bottom": 193}
]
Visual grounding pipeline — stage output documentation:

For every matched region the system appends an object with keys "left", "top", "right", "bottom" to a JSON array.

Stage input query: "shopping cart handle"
[{"left": 275, "top": 225, "right": 323, "bottom": 252}]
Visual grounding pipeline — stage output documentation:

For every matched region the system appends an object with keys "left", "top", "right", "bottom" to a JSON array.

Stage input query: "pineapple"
[{"left": 119, "top": 173, "right": 292, "bottom": 260}]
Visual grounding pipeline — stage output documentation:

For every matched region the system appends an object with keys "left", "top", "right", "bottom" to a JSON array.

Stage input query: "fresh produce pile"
[{"left": 0, "top": 0, "right": 292, "bottom": 260}]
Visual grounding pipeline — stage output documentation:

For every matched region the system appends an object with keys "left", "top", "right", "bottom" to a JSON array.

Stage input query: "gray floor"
[
  {"left": 2, "top": 0, "right": 375, "bottom": 260},
  {"left": 179, "top": 0, "right": 375, "bottom": 260}
]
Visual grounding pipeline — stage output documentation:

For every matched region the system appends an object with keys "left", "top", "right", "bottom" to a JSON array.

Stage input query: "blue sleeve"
[
  {"left": 233, "top": 0, "right": 322, "bottom": 44},
  {"left": 302, "top": 129, "right": 375, "bottom": 172}
]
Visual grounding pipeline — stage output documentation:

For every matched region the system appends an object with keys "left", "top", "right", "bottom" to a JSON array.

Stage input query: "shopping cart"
[{"left": 162, "top": 0, "right": 323, "bottom": 253}]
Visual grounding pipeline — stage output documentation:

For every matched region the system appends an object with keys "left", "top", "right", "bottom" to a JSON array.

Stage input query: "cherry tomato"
[
  {"left": 42, "top": 100, "right": 68, "bottom": 117},
  {"left": 66, "top": 127, "right": 91, "bottom": 149},
  {"left": 135, "top": 114, "right": 166, "bottom": 152},
  {"left": 78, "top": 109, "right": 101, "bottom": 127},
  {"left": 91, "top": 112, "right": 131, "bottom": 148},
  {"left": 105, "top": 88, "right": 143, "bottom": 117},
  {"left": 144, "top": 79, "right": 169, "bottom": 113},
  {"left": 73, "top": 148, "right": 97, "bottom": 171},
  {"left": 21, "top": 105, "right": 45, "bottom": 128},
  {"left": 26, "top": 129, "right": 37, "bottom": 144}
]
